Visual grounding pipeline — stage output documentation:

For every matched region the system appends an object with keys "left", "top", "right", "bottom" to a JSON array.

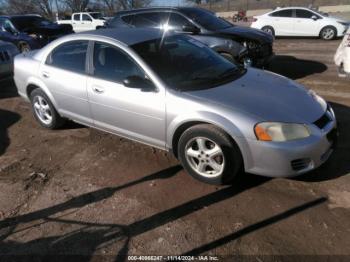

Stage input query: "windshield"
[
  {"left": 131, "top": 35, "right": 245, "bottom": 91},
  {"left": 90, "top": 13, "right": 103, "bottom": 19},
  {"left": 180, "top": 8, "right": 232, "bottom": 31},
  {"left": 11, "top": 16, "right": 53, "bottom": 30}
]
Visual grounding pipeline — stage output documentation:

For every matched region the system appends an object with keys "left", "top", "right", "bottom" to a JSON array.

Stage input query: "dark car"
[
  {"left": 0, "top": 15, "right": 73, "bottom": 52},
  {"left": 107, "top": 7, "right": 274, "bottom": 67}
]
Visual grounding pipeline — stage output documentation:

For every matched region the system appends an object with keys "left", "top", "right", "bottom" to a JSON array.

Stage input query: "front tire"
[
  {"left": 178, "top": 124, "right": 243, "bottom": 185},
  {"left": 320, "top": 26, "right": 336, "bottom": 40},
  {"left": 30, "top": 89, "right": 65, "bottom": 129}
]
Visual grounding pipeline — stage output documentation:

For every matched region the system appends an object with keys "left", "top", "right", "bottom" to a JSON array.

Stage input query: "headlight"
[
  {"left": 254, "top": 122, "right": 310, "bottom": 142},
  {"left": 338, "top": 21, "right": 349, "bottom": 27}
]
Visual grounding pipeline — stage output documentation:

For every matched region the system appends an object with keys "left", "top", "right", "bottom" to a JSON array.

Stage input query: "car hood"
[
  {"left": 186, "top": 68, "right": 326, "bottom": 123},
  {"left": 327, "top": 15, "right": 349, "bottom": 24},
  {"left": 217, "top": 26, "right": 274, "bottom": 44}
]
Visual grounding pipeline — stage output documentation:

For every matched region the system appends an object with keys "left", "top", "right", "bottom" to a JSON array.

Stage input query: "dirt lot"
[{"left": 0, "top": 38, "right": 350, "bottom": 261}]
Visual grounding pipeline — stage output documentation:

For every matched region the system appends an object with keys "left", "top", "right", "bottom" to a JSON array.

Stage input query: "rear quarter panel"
[{"left": 13, "top": 52, "right": 56, "bottom": 106}]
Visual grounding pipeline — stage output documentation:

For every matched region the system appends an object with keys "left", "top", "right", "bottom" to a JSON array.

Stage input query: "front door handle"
[
  {"left": 92, "top": 86, "right": 104, "bottom": 94},
  {"left": 42, "top": 71, "right": 50, "bottom": 78}
]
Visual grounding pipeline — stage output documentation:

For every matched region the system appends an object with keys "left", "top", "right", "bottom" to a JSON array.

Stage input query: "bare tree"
[
  {"left": 33, "top": 0, "right": 55, "bottom": 18},
  {"left": 62, "top": 0, "right": 90, "bottom": 12},
  {"left": 100, "top": 0, "right": 151, "bottom": 13}
]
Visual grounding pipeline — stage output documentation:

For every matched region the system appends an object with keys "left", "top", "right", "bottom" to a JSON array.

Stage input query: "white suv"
[{"left": 251, "top": 7, "right": 349, "bottom": 40}]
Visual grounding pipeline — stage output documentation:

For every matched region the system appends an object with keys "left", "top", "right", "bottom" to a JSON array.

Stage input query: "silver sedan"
[{"left": 14, "top": 28, "right": 337, "bottom": 185}]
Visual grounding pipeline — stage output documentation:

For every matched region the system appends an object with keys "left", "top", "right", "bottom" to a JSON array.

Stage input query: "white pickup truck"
[{"left": 57, "top": 12, "right": 106, "bottom": 32}]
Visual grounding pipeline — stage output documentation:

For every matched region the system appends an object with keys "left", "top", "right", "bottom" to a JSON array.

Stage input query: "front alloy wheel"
[
  {"left": 178, "top": 124, "right": 242, "bottom": 185},
  {"left": 185, "top": 137, "right": 225, "bottom": 178},
  {"left": 320, "top": 27, "right": 336, "bottom": 40}
]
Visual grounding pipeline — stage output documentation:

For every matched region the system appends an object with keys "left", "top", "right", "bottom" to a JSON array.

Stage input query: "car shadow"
[
  {"left": 0, "top": 109, "right": 21, "bottom": 156},
  {"left": 0, "top": 79, "right": 18, "bottom": 99},
  {"left": 0, "top": 168, "right": 270, "bottom": 258},
  {"left": 296, "top": 102, "right": 350, "bottom": 182},
  {"left": 268, "top": 55, "right": 328, "bottom": 80}
]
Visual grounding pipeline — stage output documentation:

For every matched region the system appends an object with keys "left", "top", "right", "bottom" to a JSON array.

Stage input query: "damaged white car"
[{"left": 334, "top": 28, "right": 350, "bottom": 77}]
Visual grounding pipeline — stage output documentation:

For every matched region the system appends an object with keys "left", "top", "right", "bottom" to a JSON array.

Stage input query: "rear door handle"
[
  {"left": 92, "top": 86, "right": 104, "bottom": 94},
  {"left": 42, "top": 71, "right": 50, "bottom": 78}
]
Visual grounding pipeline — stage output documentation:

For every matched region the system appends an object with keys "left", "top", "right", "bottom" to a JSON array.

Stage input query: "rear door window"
[
  {"left": 46, "top": 40, "right": 88, "bottom": 74},
  {"left": 270, "top": 9, "right": 293, "bottom": 17}
]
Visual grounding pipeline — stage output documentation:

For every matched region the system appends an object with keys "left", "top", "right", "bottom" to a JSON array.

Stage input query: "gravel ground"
[{"left": 0, "top": 37, "right": 349, "bottom": 261}]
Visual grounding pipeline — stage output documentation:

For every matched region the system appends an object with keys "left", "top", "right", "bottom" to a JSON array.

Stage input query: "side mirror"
[
  {"left": 311, "top": 15, "right": 318, "bottom": 21},
  {"left": 182, "top": 24, "right": 200, "bottom": 34},
  {"left": 123, "top": 75, "right": 154, "bottom": 91}
]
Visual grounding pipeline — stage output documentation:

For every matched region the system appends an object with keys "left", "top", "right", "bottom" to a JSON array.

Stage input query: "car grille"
[
  {"left": 313, "top": 105, "right": 332, "bottom": 129},
  {"left": 291, "top": 158, "right": 311, "bottom": 171},
  {"left": 0, "top": 51, "right": 10, "bottom": 62}
]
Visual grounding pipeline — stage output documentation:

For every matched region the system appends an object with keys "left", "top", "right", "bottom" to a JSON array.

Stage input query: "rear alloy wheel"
[
  {"left": 262, "top": 26, "right": 275, "bottom": 36},
  {"left": 30, "top": 89, "right": 65, "bottom": 129},
  {"left": 178, "top": 124, "right": 242, "bottom": 185},
  {"left": 320, "top": 26, "right": 336, "bottom": 40}
]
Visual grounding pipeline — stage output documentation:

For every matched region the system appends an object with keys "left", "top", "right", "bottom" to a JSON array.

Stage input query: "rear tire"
[
  {"left": 29, "top": 89, "right": 65, "bottom": 129},
  {"left": 320, "top": 26, "right": 336, "bottom": 40},
  {"left": 178, "top": 124, "right": 243, "bottom": 185},
  {"left": 262, "top": 26, "right": 275, "bottom": 36}
]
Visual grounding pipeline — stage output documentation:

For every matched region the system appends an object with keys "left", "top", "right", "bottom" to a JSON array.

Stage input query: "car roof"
[
  {"left": 0, "top": 14, "right": 41, "bottom": 19},
  {"left": 272, "top": 6, "right": 316, "bottom": 11},
  {"left": 76, "top": 28, "right": 171, "bottom": 46},
  {"left": 114, "top": 7, "right": 211, "bottom": 16}
]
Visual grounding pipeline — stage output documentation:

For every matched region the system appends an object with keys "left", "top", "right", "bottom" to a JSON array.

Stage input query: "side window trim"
[{"left": 45, "top": 40, "right": 90, "bottom": 75}]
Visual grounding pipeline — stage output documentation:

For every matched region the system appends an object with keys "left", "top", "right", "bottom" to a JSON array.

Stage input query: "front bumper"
[
  {"left": 249, "top": 43, "right": 274, "bottom": 68},
  {"left": 243, "top": 117, "right": 337, "bottom": 178}
]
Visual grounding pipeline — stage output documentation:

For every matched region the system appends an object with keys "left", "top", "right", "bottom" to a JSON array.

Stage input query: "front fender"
[{"left": 166, "top": 111, "right": 254, "bottom": 168}]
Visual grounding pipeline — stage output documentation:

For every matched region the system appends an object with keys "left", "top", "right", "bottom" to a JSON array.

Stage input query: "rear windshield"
[{"left": 180, "top": 8, "right": 232, "bottom": 31}]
